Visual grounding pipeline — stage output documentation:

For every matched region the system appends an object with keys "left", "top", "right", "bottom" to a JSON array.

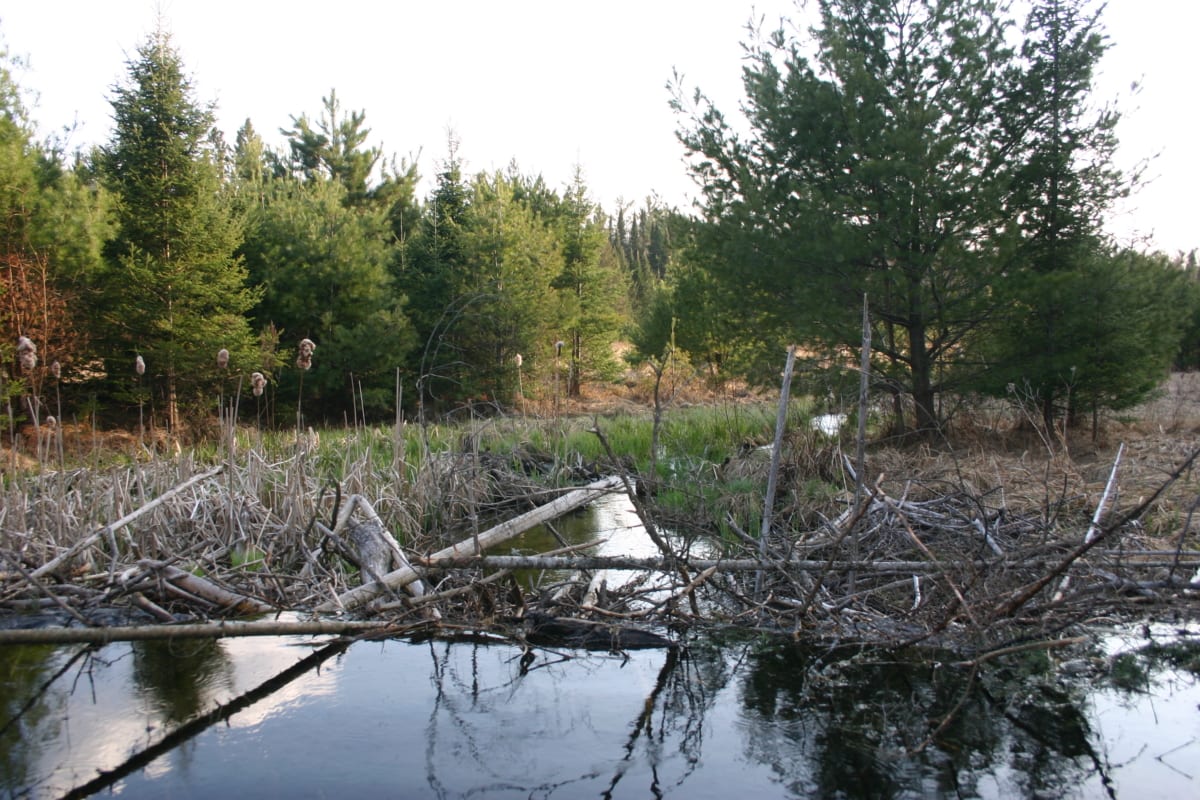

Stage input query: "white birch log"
[
  {"left": 316, "top": 476, "right": 623, "bottom": 613},
  {"left": 140, "top": 560, "right": 273, "bottom": 615}
]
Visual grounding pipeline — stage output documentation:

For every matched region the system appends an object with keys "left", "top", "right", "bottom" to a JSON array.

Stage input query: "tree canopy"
[{"left": 672, "top": 0, "right": 1182, "bottom": 433}]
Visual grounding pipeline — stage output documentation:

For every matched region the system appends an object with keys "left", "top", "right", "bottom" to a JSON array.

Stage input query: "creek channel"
[{"left": 2, "top": 492, "right": 1198, "bottom": 798}]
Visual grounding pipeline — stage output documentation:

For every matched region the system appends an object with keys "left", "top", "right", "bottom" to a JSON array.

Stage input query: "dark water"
[
  {"left": 3, "top": 493, "right": 1198, "bottom": 798},
  {"left": 1, "top": 622, "right": 1198, "bottom": 799}
]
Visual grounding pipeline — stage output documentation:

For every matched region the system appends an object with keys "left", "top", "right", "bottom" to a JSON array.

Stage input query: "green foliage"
[
  {"left": 241, "top": 175, "right": 415, "bottom": 421},
  {"left": 672, "top": 0, "right": 1134, "bottom": 434},
  {"left": 610, "top": 198, "right": 680, "bottom": 304},
  {"left": 94, "top": 27, "right": 258, "bottom": 428},
  {"left": 553, "top": 170, "right": 627, "bottom": 395},
  {"left": 401, "top": 151, "right": 632, "bottom": 413},
  {"left": 280, "top": 90, "right": 380, "bottom": 206},
  {"left": 1173, "top": 252, "right": 1200, "bottom": 370},
  {"left": 0, "top": 46, "right": 109, "bottom": 388},
  {"left": 974, "top": 0, "right": 1147, "bottom": 428},
  {"left": 401, "top": 146, "right": 471, "bottom": 410},
  {"left": 982, "top": 247, "right": 1189, "bottom": 425}
]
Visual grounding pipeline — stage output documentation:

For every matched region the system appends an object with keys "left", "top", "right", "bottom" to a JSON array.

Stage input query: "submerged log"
[{"left": 522, "top": 611, "right": 674, "bottom": 651}]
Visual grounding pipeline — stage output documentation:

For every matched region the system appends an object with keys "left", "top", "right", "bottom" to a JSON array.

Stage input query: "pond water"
[
  {"left": 2, "top": 622, "right": 1198, "bottom": 799},
  {"left": 2, "top": 495, "right": 1198, "bottom": 798}
]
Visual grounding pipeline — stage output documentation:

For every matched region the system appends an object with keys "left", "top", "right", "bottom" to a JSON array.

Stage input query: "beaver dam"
[{"left": 2, "top": 398, "right": 1198, "bottom": 656}]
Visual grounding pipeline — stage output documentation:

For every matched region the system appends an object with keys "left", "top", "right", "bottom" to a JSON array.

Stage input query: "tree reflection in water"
[
  {"left": 736, "top": 636, "right": 1112, "bottom": 798},
  {"left": 1, "top": 627, "right": 1195, "bottom": 798}
]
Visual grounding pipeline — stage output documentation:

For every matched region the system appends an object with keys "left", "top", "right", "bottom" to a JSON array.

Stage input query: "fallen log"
[
  {"left": 141, "top": 560, "right": 273, "bottom": 615},
  {"left": 414, "top": 553, "right": 1200, "bottom": 572},
  {"left": 0, "top": 617, "right": 403, "bottom": 645},
  {"left": 315, "top": 476, "right": 624, "bottom": 613},
  {"left": 416, "top": 554, "right": 1017, "bottom": 572},
  {"left": 522, "top": 611, "right": 675, "bottom": 650}
]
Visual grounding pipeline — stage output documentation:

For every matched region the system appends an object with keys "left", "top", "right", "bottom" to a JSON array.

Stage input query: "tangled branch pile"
[{"left": 1, "top": 422, "right": 1198, "bottom": 654}]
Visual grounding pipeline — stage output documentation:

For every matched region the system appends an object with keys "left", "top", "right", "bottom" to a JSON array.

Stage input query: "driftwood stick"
[
  {"left": 1054, "top": 443, "right": 1124, "bottom": 601},
  {"left": 0, "top": 552, "right": 95, "bottom": 627},
  {"left": 30, "top": 465, "right": 224, "bottom": 580},
  {"left": 131, "top": 592, "right": 176, "bottom": 622},
  {"left": 797, "top": 473, "right": 883, "bottom": 616},
  {"left": 992, "top": 446, "right": 1200, "bottom": 620},
  {"left": 417, "top": 554, "right": 981, "bottom": 571},
  {"left": 58, "top": 640, "right": 352, "bottom": 800},
  {"left": 591, "top": 423, "right": 700, "bottom": 616},
  {"left": 873, "top": 487, "right": 981, "bottom": 628},
  {"left": 371, "top": 569, "right": 514, "bottom": 612},
  {"left": 316, "top": 476, "right": 623, "bottom": 613},
  {"left": 952, "top": 636, "right": 1088, "bottom": 668},
  {"left": 757, "top": 345, "right": 796, "bottom": 598}
]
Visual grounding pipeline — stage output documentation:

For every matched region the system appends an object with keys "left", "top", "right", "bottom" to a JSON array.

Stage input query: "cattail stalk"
[{"left": 295, "top": 339, "right": 315, "bottom": 435}]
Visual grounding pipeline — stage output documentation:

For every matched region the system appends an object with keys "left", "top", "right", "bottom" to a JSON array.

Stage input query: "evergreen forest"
[{"left": 2, "top": 0, "right": 1198, "bottom": 440}]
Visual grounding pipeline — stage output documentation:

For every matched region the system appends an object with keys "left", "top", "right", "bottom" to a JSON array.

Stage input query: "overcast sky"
[{"left": 2, "top": 0, "right": 1195, "bottom": 255}]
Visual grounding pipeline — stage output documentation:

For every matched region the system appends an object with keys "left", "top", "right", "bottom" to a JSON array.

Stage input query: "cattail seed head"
[
  {"left": 296, "top": 338, "right": 316, "bottom": 370},
  {"left": 45, "top": 415, "right": 57, "bottom": 429},
  {"left": 50, "top": 361, "right": 61, "bottom": 379},
  {"left": 16, "top": 337, "right": 37, "bottom": 372},
  {"left": 217, "top": 348, "right": 230, "bottom": 369},
  {"left": 251, "top": 371, "right": 267, "bottom": 396},
  {"left": 514, "top": 353, "right": 523, "bottom": 368},
  {"left": 135, "top": 355, "right": 146, "bottom": 376}
]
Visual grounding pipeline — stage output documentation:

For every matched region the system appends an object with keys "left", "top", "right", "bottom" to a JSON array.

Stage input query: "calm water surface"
[{"left": 2, "top": 622, "right": 1197, "bottom": 799}]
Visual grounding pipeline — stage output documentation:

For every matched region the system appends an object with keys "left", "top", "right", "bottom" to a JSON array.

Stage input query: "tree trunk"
[{"left": 907, "top": 321, "right": 938, "bottom": 433}]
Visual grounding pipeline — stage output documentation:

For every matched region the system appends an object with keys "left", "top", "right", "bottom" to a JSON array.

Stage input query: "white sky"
[{"left": 1, "top": 0, "right": 1195, "bottom": 255}]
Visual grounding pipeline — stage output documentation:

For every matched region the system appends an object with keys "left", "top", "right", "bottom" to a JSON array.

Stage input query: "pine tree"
[
  {"left": 241, "top": 176, "right": 414, "bottom": 420},
  {"left": 96, "top": 27, "right": 257, "bottom": 431},
  {"left": 674, "top": 0, "right": 1093, "bottom": 432},
  {"left": 982, "top": 0, "right": 1135, "bottom": 428},
  {"left": 457, "top": 170, "right": 565, "bottom": 403},
  {"left": 401, "top": 142, "right": 472, "bottom": 411},
  {"left": 281, "top": 90, "right": 380, "bottom": 206}
]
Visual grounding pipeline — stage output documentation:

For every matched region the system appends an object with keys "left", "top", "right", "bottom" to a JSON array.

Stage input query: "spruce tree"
[
  {"left": 96, "top": 27, "right": 257, "bottom": 431},
  {"left": 552, "top": 169, "right": 626, "bottom": 396}
]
